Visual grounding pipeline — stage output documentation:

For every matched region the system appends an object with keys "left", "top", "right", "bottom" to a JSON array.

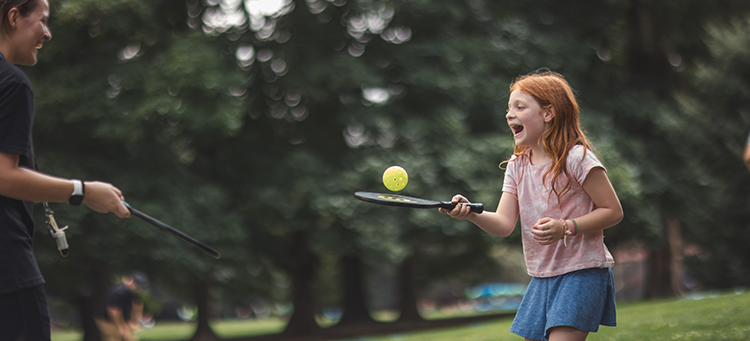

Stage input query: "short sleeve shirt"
[
  {"left": 502, "top": 145, "right": 615, "bottom": 277},
  {"left": 0, "top": 60, "right": 44, "bottom": 294}
]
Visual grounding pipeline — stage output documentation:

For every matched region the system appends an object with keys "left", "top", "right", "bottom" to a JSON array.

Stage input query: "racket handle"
[{"left": 441, "top": 202, "right": 484, "bottom": 213}]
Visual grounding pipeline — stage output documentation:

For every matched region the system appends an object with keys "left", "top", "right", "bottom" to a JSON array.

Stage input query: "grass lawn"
[
  {"left": 52, "top": 290, "right": 750, "bottom": 341},
  {"left": 367, "top": 290, "right": 750, "bottom": 341},
  {"left": 51, "top": 318, "right": 288, "bottom": 341}
]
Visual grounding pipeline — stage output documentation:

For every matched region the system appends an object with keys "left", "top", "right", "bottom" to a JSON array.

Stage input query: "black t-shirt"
[
  {"left": 99, "top": 285, "right": 142, "bottom": 322},
  {"left": 0, "top": 60, "right": 44, "bottom": 294}
]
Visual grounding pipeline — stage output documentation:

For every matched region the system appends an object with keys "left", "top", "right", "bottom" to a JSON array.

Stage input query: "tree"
[
  {"left": 672, "top": 15, "right": 750, "bottom": 289},
  {"left": 33, "top": 1, "right": 260, "bottom": 339},
  {"left": 34, "top": 0, "right": 750, "bottom": 339},
  {"left": 190, "top": 0, "right": 532, "bottom": 332},
  {"left": 486, "top": 0, "right": 750, "bottom": 298}
]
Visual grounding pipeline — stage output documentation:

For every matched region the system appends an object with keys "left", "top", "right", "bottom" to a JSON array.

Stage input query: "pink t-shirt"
[{"left": 502, "top": 145, "right": 615, "bottom": 278}]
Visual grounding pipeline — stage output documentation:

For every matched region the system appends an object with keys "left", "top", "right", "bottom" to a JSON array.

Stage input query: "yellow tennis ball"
[{"left": 383, "top": 166, "right": 408, "bottom": 192}]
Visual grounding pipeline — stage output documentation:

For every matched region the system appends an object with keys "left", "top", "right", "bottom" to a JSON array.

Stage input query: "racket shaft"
[
  {"left": 440, "top": 202, "right": 483, "bottom": 213},
  {"left": 125, "top": 203, "right": 221, "bottom": 259}
]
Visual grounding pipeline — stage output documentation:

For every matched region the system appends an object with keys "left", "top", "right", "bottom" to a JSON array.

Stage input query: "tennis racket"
[
  {"left": 354, "top": 192, "right": 483, "bottom": 213},
  {"left": 123, "top": 202, "right": 221, "bottom": 259}
]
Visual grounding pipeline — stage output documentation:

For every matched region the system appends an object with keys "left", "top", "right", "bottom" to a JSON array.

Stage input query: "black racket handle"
[
  {"left": 440, "top": 202, "right": 484, "bottom": 213},
  {"left": 123, "top": 202, "right": 221, "bottom": 259}
]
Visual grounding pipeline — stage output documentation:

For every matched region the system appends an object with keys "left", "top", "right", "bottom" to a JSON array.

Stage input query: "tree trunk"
[
  {"left": 646, "top": 247, "right": 672, "bottom": 299},
  {"left": 81, "top": 268, "right": 111, "bottom": 341},
  {"left": 666, "top": 216, "right": 686, "bottom": 296},
  {"left": 646, "top": 215, "right": 686, "bottom": 299},
  {"left": 78, "top": 297, "right": 100, "bottom": 341},
  {"left": 283, "top": 231, "right": 323, "bottom": 335},
  {"left": 190, "top": 280, "right": 219, "bottom": 341},
  {"left": 397, "top": 254, "right": 423, "bottom": 323},
  {"left": 336, "top": 255, "right": 375, "bottom": 325}
]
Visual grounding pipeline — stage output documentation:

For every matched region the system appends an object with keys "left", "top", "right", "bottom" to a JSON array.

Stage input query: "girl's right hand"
[{"left": 439, "top": 194, "right": 474, "bottom": 220}]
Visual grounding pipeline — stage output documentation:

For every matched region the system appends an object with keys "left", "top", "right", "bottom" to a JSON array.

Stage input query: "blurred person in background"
[
  {"left": 95, "top": 274, "right": 146, "bottom": 341},
  {"left": 0, "top": 0, "right": 130, "bottom": 340}
]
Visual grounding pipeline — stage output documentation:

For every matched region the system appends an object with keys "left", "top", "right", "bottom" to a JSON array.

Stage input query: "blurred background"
[{"left": 28, "top": 0, "right": 750, "bottom": 339}]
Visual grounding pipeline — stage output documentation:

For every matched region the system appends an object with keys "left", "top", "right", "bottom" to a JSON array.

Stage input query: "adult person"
[
  {"left": 95, "top": 275, "right": 145, "bottom": 341},
  {"left": 0, "top": 0, "right": 131, "bottom": 340}
]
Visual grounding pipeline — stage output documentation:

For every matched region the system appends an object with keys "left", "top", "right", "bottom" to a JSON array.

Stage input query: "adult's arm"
[
  {"left": 129, "top": 302, "right": 143, "bottom": 329},
  {"left": 0, "top": 152, "right": 130, "bottom": 218}
]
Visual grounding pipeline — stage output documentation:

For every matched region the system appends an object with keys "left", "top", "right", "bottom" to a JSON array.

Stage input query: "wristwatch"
[{"left": 69, "top": 179, "right": 85, "bottom": 206}]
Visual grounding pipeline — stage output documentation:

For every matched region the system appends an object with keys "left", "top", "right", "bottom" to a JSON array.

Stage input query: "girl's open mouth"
[{"left": 510, "top": 124, "right": 524, "bottom": 135}]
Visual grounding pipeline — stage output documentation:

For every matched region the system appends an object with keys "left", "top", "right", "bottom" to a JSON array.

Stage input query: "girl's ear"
[{"left": 543, "top": 105, "right": 555, "bottom": 123}]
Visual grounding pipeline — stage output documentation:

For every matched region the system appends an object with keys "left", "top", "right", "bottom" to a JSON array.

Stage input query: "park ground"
[{"left": 52, "top": 289, "right": 750, "bottom": 341}]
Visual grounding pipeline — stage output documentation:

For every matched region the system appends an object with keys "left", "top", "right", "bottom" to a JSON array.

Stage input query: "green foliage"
[
  {"left": 671, "top": 16, "right": 750, "bottom": 287},
  {"left": 32, "top": 0, "right": 267, "bottom": 309},
  {"left": 29, "top": 0, "right": 750, "bottom": 334}
]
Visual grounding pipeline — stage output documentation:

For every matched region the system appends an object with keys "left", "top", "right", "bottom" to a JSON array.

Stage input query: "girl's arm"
[
  {"left": 439, "top": 191, "right": 519, "bottom": 237},
  {"left": 532, "top": 167, "right": 623, "bottom": 244},
  {"left": 575, "top": 167, "right": 624, "bottom": 232}
]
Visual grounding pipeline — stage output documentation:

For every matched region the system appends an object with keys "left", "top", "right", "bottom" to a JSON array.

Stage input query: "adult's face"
[{"left": 6, "top": 0, "right": 51, "bottom": 65}]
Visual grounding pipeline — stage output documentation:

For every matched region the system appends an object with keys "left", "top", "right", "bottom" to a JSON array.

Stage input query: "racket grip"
[{"left": 442, "top": 202, "right": 484, "bottom": 213}]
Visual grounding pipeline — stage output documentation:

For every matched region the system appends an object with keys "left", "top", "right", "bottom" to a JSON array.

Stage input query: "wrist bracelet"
[
  {"left": 562, "top": 219, "right": 572, "bottom": 247},
  {"left": 572, "top": 218, "right": 579, "bottom": 236}
]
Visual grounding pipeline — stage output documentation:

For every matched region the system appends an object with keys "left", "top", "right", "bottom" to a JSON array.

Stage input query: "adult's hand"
[{"left": 82, "top": 181, "right": 131, "bottom": 218}]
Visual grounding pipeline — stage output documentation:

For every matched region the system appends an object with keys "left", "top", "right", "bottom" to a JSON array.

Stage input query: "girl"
[
  {"left": 0, "top": 0, "right": 131, "bottom": 339},
  {"left": 440, "top": 71, "right": 622, "bottom": 341}
]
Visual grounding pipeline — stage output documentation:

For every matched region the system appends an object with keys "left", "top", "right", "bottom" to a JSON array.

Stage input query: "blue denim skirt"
[{"left": 509, "top": 267, "right": 616, "bottom": 341}]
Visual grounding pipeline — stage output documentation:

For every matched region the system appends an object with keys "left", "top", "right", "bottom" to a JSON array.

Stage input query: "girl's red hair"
[{"left": 504, "top": 70, "right": 592, "bottom": 206}]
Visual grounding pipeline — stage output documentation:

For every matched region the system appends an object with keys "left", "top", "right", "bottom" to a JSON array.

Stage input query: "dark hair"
[{"left": 0, "top": 0, "right": 40, "bottom": 32}]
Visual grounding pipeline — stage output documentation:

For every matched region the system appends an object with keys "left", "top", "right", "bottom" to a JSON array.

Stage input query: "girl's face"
[
  {"left": 7, "top": 0, "right": 51, "bottom": 65},
  {"left": 506, "top": 89, "right": 553, "bottom": 150}
]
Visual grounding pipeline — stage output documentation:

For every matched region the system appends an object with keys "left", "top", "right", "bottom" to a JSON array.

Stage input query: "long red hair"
[{"left": 503, "top": 70, "right": 592, "bottom": 205}]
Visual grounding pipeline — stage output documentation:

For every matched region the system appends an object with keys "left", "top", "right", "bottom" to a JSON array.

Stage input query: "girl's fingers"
[
  {"left": 443, "top": 202, "right": 471, "bottom": 220},
  {"left": 451, "top": 194, "right": 469, "bottom": 204},
  {"left": 441, "top": 195, "right": 474, "bottom": 220}
]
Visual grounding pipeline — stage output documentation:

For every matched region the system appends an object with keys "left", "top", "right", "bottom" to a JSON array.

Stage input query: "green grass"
[
  {"left": 586, "top": 291, "right": 750, "bottom": 341},
  {"left": 367, "top": 291, "right": 750, "bottom": 341},
  {"left": 51, "top": 319, "right": 287, "bottom": 341},
  {"left": 52, "top": 290, "right": 750, "bottom": 341}
]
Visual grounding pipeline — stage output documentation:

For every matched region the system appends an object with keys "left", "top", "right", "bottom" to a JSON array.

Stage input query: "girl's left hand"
[{"left": 531, "top": 217, "right": 564, "bottom": 245}]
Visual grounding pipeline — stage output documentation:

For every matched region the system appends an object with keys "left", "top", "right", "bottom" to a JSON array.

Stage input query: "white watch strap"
[{"left": 72, "top": 179, "right": 84, "bottom": 196}]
